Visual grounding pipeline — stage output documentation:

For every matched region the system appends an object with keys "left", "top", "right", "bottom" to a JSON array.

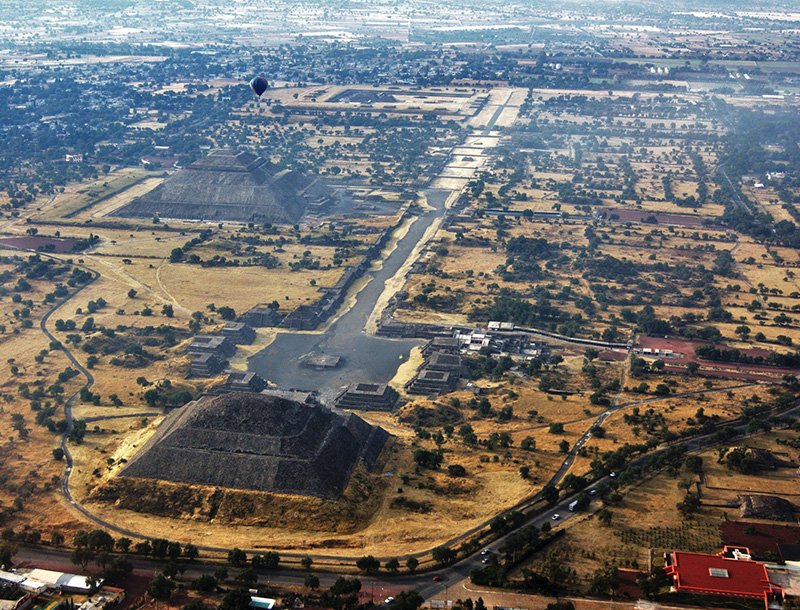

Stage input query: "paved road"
[
  {"left": 249, "top": 93, "right": 518, "bottom": 403},
  {"left": 717, "top": 166, "right": 753, "bottom": 217},
  {"left": 247, "top": 191, "right": 440, "bottom": 403},
  {"left": 14, "top": 393, "right": 799, "bottom": 603},
  {"left": 22, "top": 93, "right": 798, "bottom": 601}
]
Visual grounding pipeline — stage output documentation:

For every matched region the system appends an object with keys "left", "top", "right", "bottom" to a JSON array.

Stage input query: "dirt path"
[{"left": 155, "top": 258, "right": 194, "bottom": 315}]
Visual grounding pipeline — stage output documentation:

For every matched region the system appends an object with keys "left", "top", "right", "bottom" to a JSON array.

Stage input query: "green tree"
[
  {"left": 685, "top": 455, "right": 703, "bottom": 474},
  {"left": 0, "top": 542, "right": 16, "bottom": 567},
  {"left": 220, "top": 589, "right": 253, "bottom": 610},
  {"left": 413, "top": 448, "right": 443, "bottom": 470},
  {"left": 304, "top": 574, "right": 320, "bottom": 590},
  {"left": 406, "top": 556, "right": 419, "bottom": 572},
  {"left": 135, "top": 540, "right": 152, "bottom": 556},
  {"left": 218, "top": 306, "right": 236, "bottom": 320},
  {"left": 148, "top": 574, "right": 175, "bottom": 601},
  {"left": 542, "top": 485, "right": 559, "bottom": 505},
  {"left": 87, "top": 529, "right": 115, "bottom": 552},
  {"left": 432, "top": 546, "right": 456, "bottom": 565},
  {"left": 106, "top": 556, "right": 133, "bottom": 578},
  {"left": 191, "top": 575, "right": 217, "bottom": 592},
  {"left": 588, "top": 566, "right": 618, "bottom": 597},
  {"left": 228, "top": 547, "right": 247, "bottom": 567},
  {"left": 251, "top": 551, "right": 279, "bottom": 570},
  {"left": 151, "top": 538, "right": 169, "bottom": 559},
  {"left": 546, "top": 603, "right": 575, "bottom": 610},
  {"left": 393, "top": 591, "right": 424, "bottom": 610},
  {"left": 236, "top": 568, "right": 258, "bottom": 587},
  {"left": 71, "top": 547, "right": 94, "bottom": 569},
  {"left": 214, "top": 567, "right": 229, "bottom": 582},
  {"left": 356, "top": 555, "right": 380, "bottom": 573}
]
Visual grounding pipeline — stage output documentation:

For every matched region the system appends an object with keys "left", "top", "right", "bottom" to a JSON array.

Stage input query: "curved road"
[
  {"left": 23, "top": 94, "right": 798, "bottom": 599},
  {"left": 33, "top": 254, "right": 780, "bottom": 579},
  {"left": 37, "top": 266, "right": 99, "bottom": 512},
  {"left": 16, "top": 395, "right": 799, "bottom": 603}
]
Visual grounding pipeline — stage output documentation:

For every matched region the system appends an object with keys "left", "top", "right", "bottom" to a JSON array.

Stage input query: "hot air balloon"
[{"left": 249, "top": 76, "right": 269, "bottom": 97}]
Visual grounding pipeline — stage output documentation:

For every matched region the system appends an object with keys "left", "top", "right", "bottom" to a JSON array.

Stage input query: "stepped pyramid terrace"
[
  {"left": 119, "top": 392, "right": 390, "bottom": 500},
  {"left": 114, "top": 149, "right": 336, "bottom": 223}
]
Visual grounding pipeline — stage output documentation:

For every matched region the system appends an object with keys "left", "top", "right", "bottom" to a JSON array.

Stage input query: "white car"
[
  {"left": 385, "top": 598, "right": 395, "bottom": 605},
  {"left": 551, "top": 513, "right": 560, "bottom": 520},
  {"left": 609, "top": 472, "right": 617, "bottom": 478},
  {"left": 480, "top": 549, "right": 490, "bottom": 556}
]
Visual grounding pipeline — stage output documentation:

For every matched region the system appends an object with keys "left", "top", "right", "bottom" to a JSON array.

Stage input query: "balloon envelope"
[{"left": 250, "top": 76, "right": 268, "bottom": 97}]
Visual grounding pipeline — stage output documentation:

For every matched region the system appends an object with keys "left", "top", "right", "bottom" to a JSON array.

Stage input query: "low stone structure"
[
  {"left": 242, "top": 306, "right": 284, "bottom": 328},
  {"left": 406, "top": 368, "right": 457, "bottom": 395},
  {"left": 188, "top": 335, "right": 236, "bottom": 358},
  {"left": 422, "top": 336, "right": 461, "bottom": 355},
  {"left": 220, "top": 322, "right": 256, "bottom": 345},
  {"left": 426, "top": 351, "right": 463, "bottom": 373},
  {"left": 737, "top": 494, "right": 797, "bottom": 522},
  {"left": 222, "top": 371, "right": 266, "bottom": 393},
  {"left": 301, "top": 353, "right": 342, "bottom": 369},
  {"left": 406, "top": 346, "right": 463, "bottom": 396},
  {"left": 190, "top": 352, "right": 226, "bottom": 377},
  {"left": 334, "top": 383, "right": 399, "bottom": 411}
]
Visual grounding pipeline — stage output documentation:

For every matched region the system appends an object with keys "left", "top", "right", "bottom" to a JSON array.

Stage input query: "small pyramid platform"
[
  {"left": 115, "top": 149, "right": 332, "bottom": 224},
  {"left": 119, "top": 392, "right": 390, "bottom": 500}
]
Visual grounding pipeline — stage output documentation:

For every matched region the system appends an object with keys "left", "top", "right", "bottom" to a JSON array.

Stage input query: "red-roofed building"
[
  {"left": 664, "top": 547, "right": 783, "bottom": 609},
  {"left": 721, "top": 521, "right": 800, "bottom": 559}
]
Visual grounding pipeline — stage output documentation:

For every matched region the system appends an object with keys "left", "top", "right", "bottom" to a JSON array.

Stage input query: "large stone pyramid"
[
  {"left": 119, "top": 392, "right": 390, "bottom": 500},
  {"left": 115, "top": 149, "right": 330, "bottom": 224}
]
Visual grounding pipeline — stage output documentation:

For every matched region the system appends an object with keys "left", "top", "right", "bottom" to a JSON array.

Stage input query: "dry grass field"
[
  {"left": 66, "top": 399, "right": 561, "bottom": 557},
  {"left": 515, "top": 428, "right": 799, "bottom": 590}
]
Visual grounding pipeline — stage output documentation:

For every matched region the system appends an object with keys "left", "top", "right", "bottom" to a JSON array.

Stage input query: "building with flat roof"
[
  {"left": 664, "top": 548, "right": 782, "bottom": 609},
  {"left": 0, "top": 569, "right": 101, "bottom": 596},
  {"left": 249, "top": 597, "right": 276, "bottom": 610}
]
